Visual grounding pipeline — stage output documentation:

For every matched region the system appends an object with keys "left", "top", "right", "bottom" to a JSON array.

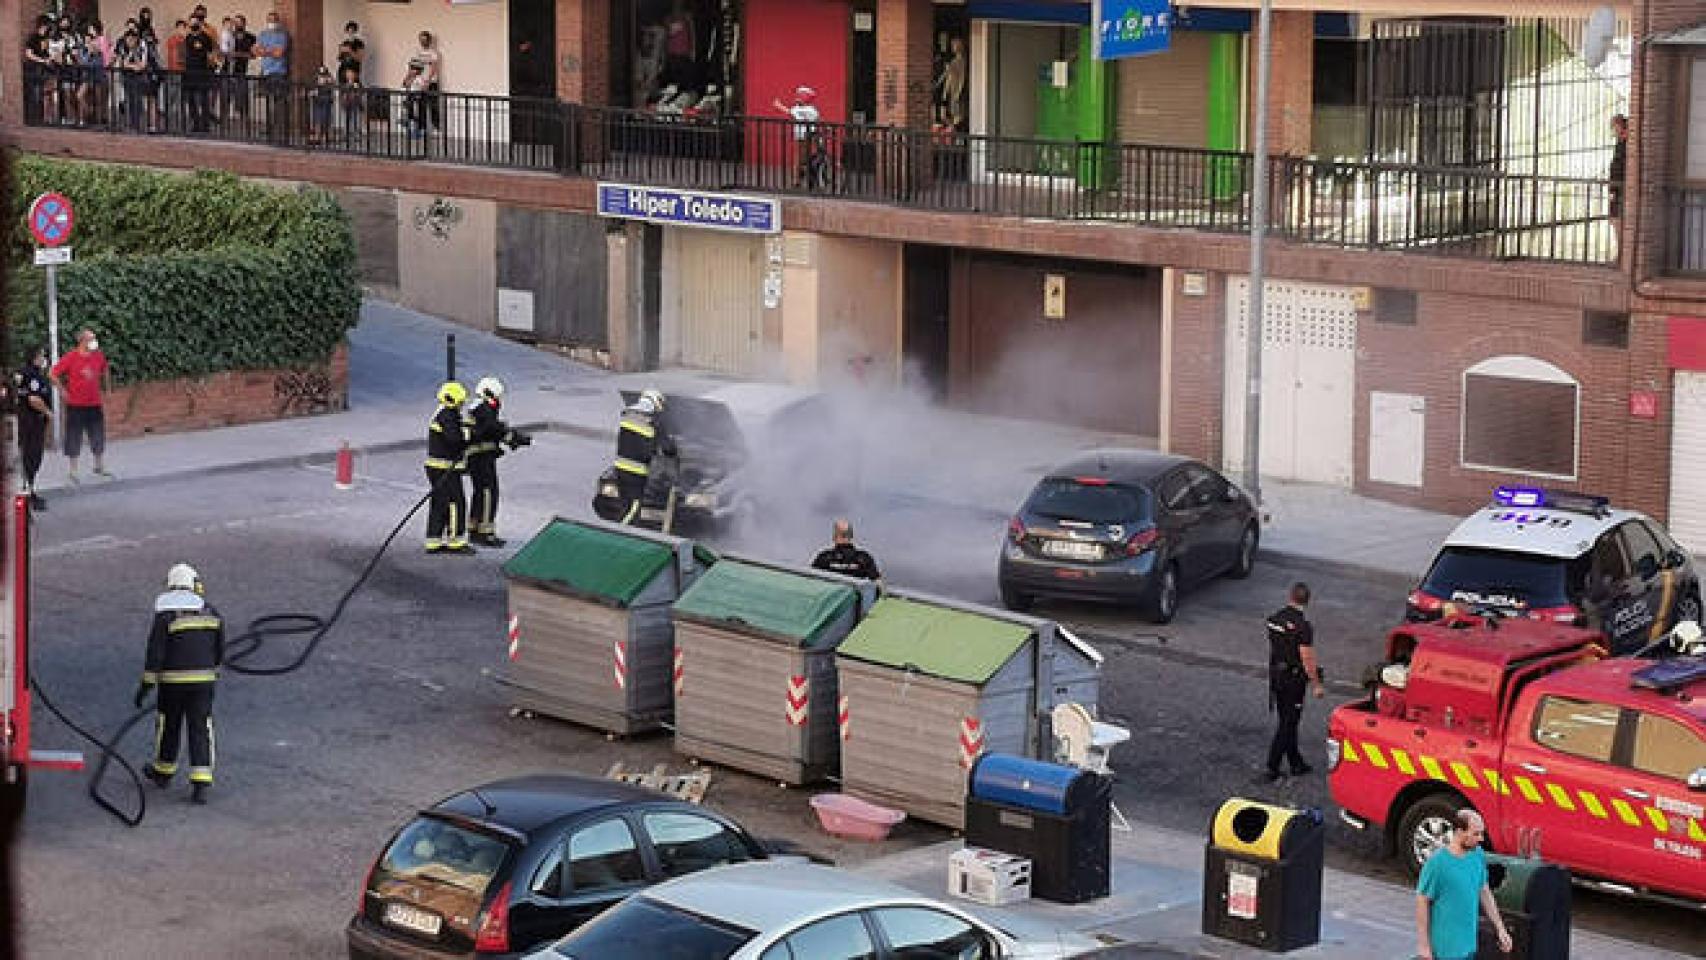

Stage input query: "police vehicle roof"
[
  {"left": 430, "top": 774, "right": 678, "bottom": 835},
  {"left": 1546, "top": 657, "right": 1706, "bottom": 724},
  {"left": 1441, "top": 505, "right": 1641, "bottom": 559},
  {"left": 1047, "top": 449, "right": 1193, "bottom": 485}
]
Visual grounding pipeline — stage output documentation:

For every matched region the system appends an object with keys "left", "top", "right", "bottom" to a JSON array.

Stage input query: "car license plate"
[
  {"left": 383, "top": 902, "right": 443, "bottom": 938},
  {"left": 1042, "top": 539, "right": 1102, "bottom": 561}
]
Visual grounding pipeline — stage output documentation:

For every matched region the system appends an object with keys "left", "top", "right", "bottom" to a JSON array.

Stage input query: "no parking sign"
[{"left": 27, "top": 192, "right": 75, "bottom": 248}]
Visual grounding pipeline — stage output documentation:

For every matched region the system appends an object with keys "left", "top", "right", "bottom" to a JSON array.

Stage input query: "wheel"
[
  {"left": 1397, "top": 793, "right": 1465, "bottom": 878},
  {"left": 1227, "top": 523, "right": 1259, "bottom": 580},
  {"left": 1673, "top": 588, "right": 1702, "bottom": 629},
  {"left": 999, "top": 582, "right": 1033, "bottom": 612},
  {"left": 1143, "top": 563, "right": 1180, "bottom": 624}
]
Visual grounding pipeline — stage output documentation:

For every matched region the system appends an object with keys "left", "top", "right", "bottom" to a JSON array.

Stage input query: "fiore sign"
[
  {"left": 597, "top": 183, "right": 780, "bottom": 234},
  {"left": 1094, "top": 0, "right": 1172, "bottom": 61}
]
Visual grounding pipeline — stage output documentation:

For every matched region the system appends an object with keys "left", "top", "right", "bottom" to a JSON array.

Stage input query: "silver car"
[{"left": 526, "top": 860, "right": 1101, "bottom": 959}]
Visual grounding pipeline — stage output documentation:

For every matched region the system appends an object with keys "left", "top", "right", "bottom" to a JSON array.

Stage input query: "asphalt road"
[{"left": 15, "top": 432, "right": 1702, "bottom": 957}]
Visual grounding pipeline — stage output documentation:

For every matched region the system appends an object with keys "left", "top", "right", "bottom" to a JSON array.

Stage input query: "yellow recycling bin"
[{"left": 1202, "top": 797, "right": 1324, "bottom": 952}]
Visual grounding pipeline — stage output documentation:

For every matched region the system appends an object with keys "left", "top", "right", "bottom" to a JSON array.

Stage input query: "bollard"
[{"left": 335, "top": 442, "right": 355, "bottom": 490}]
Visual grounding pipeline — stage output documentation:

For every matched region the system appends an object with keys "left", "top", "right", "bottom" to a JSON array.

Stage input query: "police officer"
[
  {"left": 613, "top": 388, "right": 674, "bottom": 525},
  {"left": 811, "top": 519, "right": 882, "bottom": 581},
  {"left": 425, "top": 381, "right": 474, "bottom": 554},
  {"left": 11, "top": 345, "right": 53, "bottom": 511},
  {"left": 136, "top": 563, "right": 224, "bottom": 804},
  {"left": 1265, "top": 581, "right": 1325, "bottom": 782},
  {"left": 465, "top": 376, "right": 531, "bottom": 548}
]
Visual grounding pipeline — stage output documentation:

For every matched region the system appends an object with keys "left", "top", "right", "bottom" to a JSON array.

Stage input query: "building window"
[
  {"left": 1581, "top": 310, "right": 1629, "bottom": 348},
  {"left": 1376, "top": 289, "right": 1418, "bottom": 325},
  {"left": 1460, "top": 355, "right": 1579, "bottom": 479}
]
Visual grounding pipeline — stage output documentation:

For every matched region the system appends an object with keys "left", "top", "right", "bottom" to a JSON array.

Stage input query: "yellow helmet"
[{"left": 438, "top": 381, "right": 468, "bottom": 407}]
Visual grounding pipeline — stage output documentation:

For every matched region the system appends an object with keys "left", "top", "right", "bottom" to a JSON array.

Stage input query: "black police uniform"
[
  {"left": 140, "top": 588, "right": 225, "bottom": 792},
  {"left": 11, "top": 361, "right": 51, "bottom": 502},
  {"left": 425, "top": 404, "right": 471, "bottom": 551},
  {"left": 1265, "top": 604, "right": 1314, "bottom": 777},
  {"left": 811, "top": 543, "right": 882, "bottom": 581},
  {"left": 612, "top": 404, "right": 673, "bottom": 524}
]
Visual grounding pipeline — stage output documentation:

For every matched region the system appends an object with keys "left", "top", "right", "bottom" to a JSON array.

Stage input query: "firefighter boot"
[
  {"left": 145, "top": 767, "right": 173, "bottom": 789},
  {"left": 191, "top": 783, "right": 209, "bottom": 805}
]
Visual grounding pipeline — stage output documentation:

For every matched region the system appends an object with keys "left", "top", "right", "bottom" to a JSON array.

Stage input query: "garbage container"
[
  {"left": 1201, "top": 797, "right": 1324, "bottom": 952},
  {"left": 963, "top": 753, "right": 1110, "bottom": 904},
  {"left": 1478, "top": 854, "right": 1570, "bottom": 960}
]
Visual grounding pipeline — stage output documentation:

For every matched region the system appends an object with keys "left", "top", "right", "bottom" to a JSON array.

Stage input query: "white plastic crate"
[{"left": 948, "top": 846, "right": 1032, "bottom": 906}]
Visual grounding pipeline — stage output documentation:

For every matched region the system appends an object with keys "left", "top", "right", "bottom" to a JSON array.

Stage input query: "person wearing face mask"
[
  {"left": 11, "top": 345, "right": 54, "bottom": 511},
  {"left": 255, "top": 11, "right": 289, "bottom": 140},
  {"left": 48, "top": 328, "right": 114, "bottom": 484}
]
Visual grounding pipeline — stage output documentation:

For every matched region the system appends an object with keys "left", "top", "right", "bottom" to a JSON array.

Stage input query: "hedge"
[{"left": 8, "top": 155, "right": 361, "bottom": 384}]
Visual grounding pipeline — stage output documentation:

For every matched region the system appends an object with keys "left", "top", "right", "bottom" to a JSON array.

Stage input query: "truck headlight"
[
  {"left": 599, "top": 482, "right": 620, "bottom": 499},
  {"left": 1325, "top": 737, "right": 1342, "bottom": 772},
  {"left": 683, "top": 492, "right": 717, "bottom": 510}
]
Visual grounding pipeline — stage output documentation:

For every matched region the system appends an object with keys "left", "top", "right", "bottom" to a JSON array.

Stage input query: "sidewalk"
[
  {"left": 854, "top": 827, "right": 1691, "bottom": 960},
  {"left": 30, "top": 299, "right": 1457, "bottom": 583}
]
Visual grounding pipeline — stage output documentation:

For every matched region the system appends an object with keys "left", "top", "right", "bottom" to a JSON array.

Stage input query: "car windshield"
[
  {"left": 1420, "top": 547, "right": 1578, "bottom": 608},
  {"left": 370, "top": 816, "right": 513, "bottom": 934},
  {"left": 551, "top": 896, "right": 754, "bottom": 960},
  {"left": 1025, "top": 479, "right": 1153, "bottom": 525}
]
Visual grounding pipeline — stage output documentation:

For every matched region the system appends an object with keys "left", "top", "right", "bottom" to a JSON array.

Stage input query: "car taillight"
[
  {"left": 473, "top": 881, "right": 512, "bottom": 954},
  {"left": 1407, "top": 590, "right": 1444, "bottom": 615},
  {"left": 1008, "top": 516, "right": 1026, "bottom": 545},
  {"left": 356, "top": 858, "right": 376, "bottom": 919},
  {"left": 1124, "top": 528, "right": 1160, "bottom": 556},
  {"left": 1528, "top": 604, "right": 1584, "bottom": 625}
]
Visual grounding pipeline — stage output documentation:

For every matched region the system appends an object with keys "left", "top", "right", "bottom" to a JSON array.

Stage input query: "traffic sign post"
[{"left": 27, "top": 193, "right": 76, "bottom": 452}]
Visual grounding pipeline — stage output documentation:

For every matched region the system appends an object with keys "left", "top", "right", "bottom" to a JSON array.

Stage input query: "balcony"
[{"left": 20, "top": 65, "right": 1618, "bottom": 266}]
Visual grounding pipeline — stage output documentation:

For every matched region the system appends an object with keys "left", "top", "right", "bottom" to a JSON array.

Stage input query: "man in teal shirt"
[{"left": 1415, "top": 809, "right": 1513, "bottom": 960}]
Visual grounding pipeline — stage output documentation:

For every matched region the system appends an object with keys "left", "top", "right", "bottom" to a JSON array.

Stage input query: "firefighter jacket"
[
  {"left": 466, "top": 399, "right": 511, "bottom": 460},
  {"left": 143, "top": 590, "right": 226, "bottom": 685},
  {"left": 426, "top": 405, "right": 469, "bottom": 470},
  {"left": 614, "top": 404, "right": 673, "bottom": 478}
]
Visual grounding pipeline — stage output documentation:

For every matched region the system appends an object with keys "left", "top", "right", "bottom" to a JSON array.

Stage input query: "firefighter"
[
  {"left": 136, "top": 563, "right": 224, "bottom": 804},
  {"left": 1264, "top": 581, "right": 1325, "bottom": 783},
  {"left": 465, "top": 376, "right": 531, "bottom": 547},
  {"left": 811, "top": 519, "right": 882, "bottom": 581},
  {"left": 426, "top": 381, "right": 474, "bottom": 554},
  {"left": 613, "top": 388, "right": 674, "bottom": 524}
]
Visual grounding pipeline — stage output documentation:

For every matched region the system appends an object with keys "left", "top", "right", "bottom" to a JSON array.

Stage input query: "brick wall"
[
  {"left": 876, "top": 0, "right": 932, "bottom": 128},
  {"left": 1629, "top": 0, "right": 1706, "bottom": 306},
  {"left": 1252, "top": 11, "right": 1313, "bottom": 157},
  {"left": 557, "top": 0, "right": 609, "bottom": 105},
  {"left": 274, "top": 0, "right": 325, "bottom": 84},
  {"left": 101, "top": 343, "right": 350, "bottom": 439},
  {"left": 1167, "top": 270, "right": 1225, "bottom": 465}
]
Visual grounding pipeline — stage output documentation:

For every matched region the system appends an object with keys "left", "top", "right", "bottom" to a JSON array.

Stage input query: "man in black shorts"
[{"left": 49, "top": 329, "right": 114, "bottom": 484}]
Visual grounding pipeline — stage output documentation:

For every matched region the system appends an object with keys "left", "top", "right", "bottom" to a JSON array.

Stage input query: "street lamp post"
[{"left": 1243, "top": 0, "right": 1273, "bottom": 507}]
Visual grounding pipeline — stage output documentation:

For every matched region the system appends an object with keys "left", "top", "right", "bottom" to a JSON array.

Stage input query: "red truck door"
[
  {"left": 1621, "top": 709, "right": 1706, "bottom": 899},
  {"left": 1500, "top": 694, "right": 1627, "bottom": 876}
]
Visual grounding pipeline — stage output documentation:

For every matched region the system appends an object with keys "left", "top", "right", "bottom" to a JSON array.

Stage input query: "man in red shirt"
[{"left": 49, "top": 328, "right": 114, "bottom": 483}]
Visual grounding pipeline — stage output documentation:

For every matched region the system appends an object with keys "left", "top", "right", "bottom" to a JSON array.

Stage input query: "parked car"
[
  {"left": 347, "top": 775, "right": 768, "bottom": 960},
  {"left": 997, "top": 450, "right": 1258, "bottom": 623},
  {"left": 1408, "top": 486, "right": 1702, "bottom": 655},
  {"left": 527, "top": 860, "right": 1102, "bottom": 959},
  {"left": 593, "top": 384, "right": 857, "bottom": 530}
]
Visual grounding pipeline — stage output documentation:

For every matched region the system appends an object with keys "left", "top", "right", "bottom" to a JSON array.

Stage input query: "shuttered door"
[
  {"left": 1669, "top": 371, "right": 1706, "bottom": 555},
  {"left": 662, "top": 229, "right": 766, "bottom": 376}
]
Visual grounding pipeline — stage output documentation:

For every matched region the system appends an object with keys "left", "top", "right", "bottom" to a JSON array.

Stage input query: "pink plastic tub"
[{"left": 810, "top": 793, "right": 906, "bottom": 841}]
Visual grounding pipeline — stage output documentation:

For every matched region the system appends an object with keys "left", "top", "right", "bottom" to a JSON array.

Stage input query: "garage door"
[
  {"left": 662, "top": 229, "right": 765, "bottom": 376},
  {"left": 1669, "top": 371, "right": 1706, "bottom": 555},
  {"left": 1222, "top": 278, "right": 1358, "bottom": 486}
]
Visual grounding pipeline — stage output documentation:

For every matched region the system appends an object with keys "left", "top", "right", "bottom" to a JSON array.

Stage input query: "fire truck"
[
  {"left": 1327, "top": 615, "right": 1706, "bottom": 909},
  {"left": 3, "top": 482, "right": 85, "bottom": 806}
]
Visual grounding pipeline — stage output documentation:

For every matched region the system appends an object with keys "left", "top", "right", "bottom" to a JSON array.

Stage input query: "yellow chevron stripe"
[
  {"left": 1578, "top": 790, "right": 1608, "bottom": 820},
  {"left": 1545, "top": 783, "right": 1577, "bottom": 812},
  {"left": 1342, "top": 740, "right": 1360, "bottom": 763},
  {"left": 1645, "top": 807, "right": 1669, "bottom": 833},
  {"left": 1420, "top": 756, "right": 1448, "bottom": 782},
  {"left": 1515, "top": 776, "right": 1544, "bottom": 804},
  {"left": 1392, "top": 749, "right": 1417, "bottom": 776},
  {"left": 1364, "top": 744, "right": 1389, "bottom": 770},
  {"left": 1483, "top": 770, "right": 1508, "bottom": 795},
  {"left": 1612, "top": 798, "right": 1641, "bottom": 826},
  {"left": 1690, "top": 820, "right": 1706, "bottom": 844},
  {"left": 1450, "top": 762, "right": 1480, "bottom": 791}
]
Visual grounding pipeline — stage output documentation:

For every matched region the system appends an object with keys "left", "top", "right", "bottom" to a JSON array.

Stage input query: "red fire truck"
[
  {"left": 3, "top": 491, "right": 85, "bottom": 805},
  {"left": 1327, "top": 616, "right": 1706, "bottom": 908}
]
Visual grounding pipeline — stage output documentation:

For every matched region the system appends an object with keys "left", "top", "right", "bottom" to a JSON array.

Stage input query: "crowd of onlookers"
[{"left": 22, "top": 8, "right": 444, "bottom": 143}]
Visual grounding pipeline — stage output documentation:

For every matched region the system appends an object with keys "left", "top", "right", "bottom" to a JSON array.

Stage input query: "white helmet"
[
  {"left": 476, "top": 377, "right": 504, "bottom": 401},
  {"left": 166, "top": 563, "right": 201, "bottom": 592},
  {"left": 638, "top": 388, "right": 666, "bottom": 415}
]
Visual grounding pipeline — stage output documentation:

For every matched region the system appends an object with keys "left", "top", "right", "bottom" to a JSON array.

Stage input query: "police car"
[{"left": 1407, "top": 486, "right": 1702, "bottom": 655}]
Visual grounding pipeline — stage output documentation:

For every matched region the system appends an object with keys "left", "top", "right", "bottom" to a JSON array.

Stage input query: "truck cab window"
[
  {"left": 1631, "top": 712, "right": 1706, "bottom": 781},
  {"left": 1531, "top": 696, "right": 1620, "bottom": 762}
]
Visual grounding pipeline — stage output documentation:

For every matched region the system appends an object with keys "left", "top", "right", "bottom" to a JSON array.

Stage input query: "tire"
[
  {"left": 999, "top": 582, "right": 1033, "bottom": 612},
  {"left": 1143, "top": 563, "right": 1180, "bottom": 625},
  {"left": 1397, "top": 793, "right": 1466, "bottom": 878},
  {"left": 1227, "top": 523, "right": 1259, "bottom": 580}
]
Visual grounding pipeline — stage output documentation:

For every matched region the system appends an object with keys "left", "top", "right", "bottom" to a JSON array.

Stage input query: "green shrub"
[{"left": 8, "top": 155, "right": 360, "bottom": 384}]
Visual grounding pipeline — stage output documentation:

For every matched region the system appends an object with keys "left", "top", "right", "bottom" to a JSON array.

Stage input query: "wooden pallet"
[{"left": 605, "top": 761, "right": 711, "bottom": 804}]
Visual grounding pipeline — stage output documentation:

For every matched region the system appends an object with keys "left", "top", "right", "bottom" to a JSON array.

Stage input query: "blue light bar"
[
  {"left": 1490, "top": 486, "right": 1611, "bottom": 517},
  {"left": 1493, "top": 486, "right": 1546, "bottom": 508}
]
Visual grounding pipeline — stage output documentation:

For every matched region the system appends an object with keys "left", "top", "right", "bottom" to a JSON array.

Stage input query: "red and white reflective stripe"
[
  {"left": 838, "top": 694, "right": 851, "bottom": 741},
  {"left": 784, "top": 675, "right": 809, "bottom": 726},
  {"left": 958, "top": 716, "right": 986, "bottom": 769},
  {"left": 613, "top": 640, "right": 628, "bottom": 690},
  {"left": 506, "top": 614, "right": 521, "bottom": 662},
  {"left": 673, "top": 646, "right": 684, "bottom": 698}
]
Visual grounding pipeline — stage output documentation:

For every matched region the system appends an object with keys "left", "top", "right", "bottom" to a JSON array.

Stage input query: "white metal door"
[
  {"left": 1223, "top": 278, "right": 1358, "bottom": 486},
  {"left": 662, "top": 229, "right": 766, "bottom": 376},
  {"left": 1669, "top": 371, "right": 1706, "bottom": 555},
  {"left": 1369, "top": 392, "right": 1426, "bottom": 488}
]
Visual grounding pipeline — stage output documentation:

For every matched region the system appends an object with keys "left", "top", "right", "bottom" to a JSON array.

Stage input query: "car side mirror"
[
  {"left": 1666, "top": 548, "right": 1689, "bottom": 570},
  {"left": 1689, "top": 767, "right": 1706, "bottom": 792}
]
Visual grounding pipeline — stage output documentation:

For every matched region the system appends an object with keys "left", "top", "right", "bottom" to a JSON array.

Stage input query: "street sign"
[
  {"left": 27, "top": 192, "right": 75, "bottom": 248},
  {"left": 596, "top": 183, "right": 780, "bottom": 234},
  {"left": 33, "top": 247, "right": 72, "bottom": 266},
  {"left": 1093, "top": 0, "right": 1173, "bottom": 61}
]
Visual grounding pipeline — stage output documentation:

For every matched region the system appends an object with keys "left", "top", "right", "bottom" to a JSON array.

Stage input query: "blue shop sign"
[
  {"left": 597, "top": 183, "right": 780, "bottom": 234},
  {"left": 1094, "top": 0, "right": 1172, "bottom": 60}
]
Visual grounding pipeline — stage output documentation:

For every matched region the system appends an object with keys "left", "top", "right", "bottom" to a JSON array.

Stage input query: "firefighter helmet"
[
  {"left": 637, "top": 388, "right": 666, "bottom": 415},
  {"left": 438, "top": 381, "right": 468, "bottom": 407},
  {"left": 475, "top": 376, "right": 504, "bottom": 401},
  {"left": 166, "top": 563, "right": 201, "bottom": 592}
]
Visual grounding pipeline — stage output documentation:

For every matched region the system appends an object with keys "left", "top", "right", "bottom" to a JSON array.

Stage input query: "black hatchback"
[
  {"left": 346, "top": 775, "right": 768, "bottom": 960},
  {"left": 998, "top": 451, "right": 1260, "bottom": 623}
]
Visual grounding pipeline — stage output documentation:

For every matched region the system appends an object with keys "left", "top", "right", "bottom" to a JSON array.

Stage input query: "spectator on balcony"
[
  {"left": 337, "top": 55, "right": 363, "bottom": 143},
  {"left": 48, "top": 14, "right": 78, "bottom": 125},
  {"left": 255, "top": 11, "right": 289, "bottom": 140},
  {"left": 112, "top": 23, "right": 147, "bottom": 131},
  {"left": 77, "top": 21, "right": 110, "bottom": 127},
  {"left": 136, "top": 6, "right": 158, "bottom": 44},
  {"left": 407, "top": 31, "right": 442, "bottom": 133},
  {"left": 183, "top": 15, "right": 215, "bottom": 132},
  {"left": 224, "top": 14, "right": 255, "bottom": 123},
  {"left": 1608, "top": 114, "right": 1629, "bottom": 224},
  {"left": 402, "top": 61, "right": 428, "bottom": 139},
  {"left": 23, "top": 17, "right": 54, "bottom": 124},
  {"left": 162, "top": 18, "right": 186, "bottom": 129},
  {"left": 338, "top": 20, "right": 364, "bottom": 84},
  {"left": 310, "top": 64, "right": 335, "bottom": 144}
]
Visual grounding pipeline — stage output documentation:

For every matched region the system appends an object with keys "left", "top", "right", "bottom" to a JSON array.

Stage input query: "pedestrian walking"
[
  {"left": 137, "top": 562, "right": 224, "bottom": 805},
  {"left": 810, "top": 519, "right": 882, "bottom": 581},
  {"left": 612, "top": 388, "right": 673, "bottom": 524},
  {"left": 48, "top": 328, "right": 114, "bottom": 485},
  {"left": 464, "top": 377, "right": 531, "bottom": 548},
  {"left": 11, "top": 345, "right": 53, "bottom": 511},
  {"left": 1608, "top": 114, "right": 1629, "bottom": 224},
  {"left": 425, "top": 381, "right": 473, "bottom": 554},
  {"left": 1264, "top": 581, "right": 1323, "bottom": 783},
  {"left": 1414, "top": 809, "right": 1512, "bottom": 960}
]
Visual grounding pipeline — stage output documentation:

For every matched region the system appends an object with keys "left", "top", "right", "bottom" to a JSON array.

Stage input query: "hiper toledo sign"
[
  {"left": 597, "top": 183, "right": 780, "bottom": 234},
  {"left": 1094, "top": 0, "right": 1172, "bottom": 61}
]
